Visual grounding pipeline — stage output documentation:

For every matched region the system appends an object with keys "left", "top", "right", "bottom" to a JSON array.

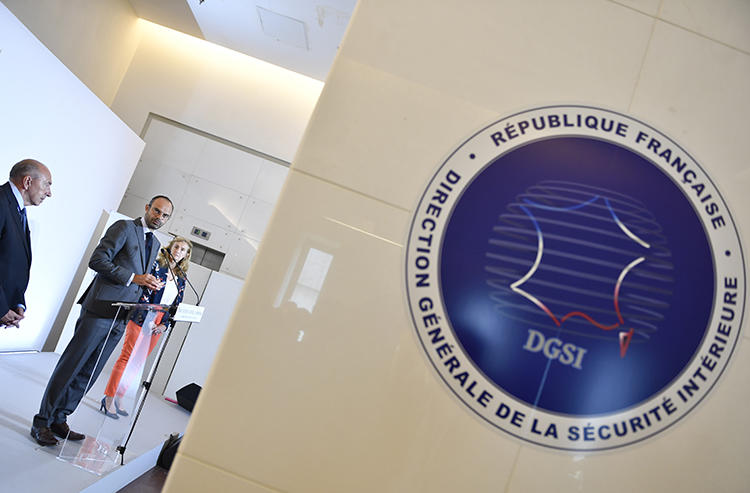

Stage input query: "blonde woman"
[{"left": 100, "top": 236, "right": 192, "bottom": 418}]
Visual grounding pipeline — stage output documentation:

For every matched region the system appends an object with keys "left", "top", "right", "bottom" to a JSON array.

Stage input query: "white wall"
[
  {"left": 110, "top": 20, "right": 323, "bottom": 164},
  {"left": 110, "top": 20, "right": 323, "bottom": 279},
  {"left": 0, "top": 0, "right": 142, "bottom": 106},
  {"left": 2, "top": 4, "right": 325, "bottom": 354},
  {"left": 165, "top": 1, "right": 750, "bottom": 492},
  {"left": 0, "top": 4, "right": 144, "bottom": 352},
  {"left": 164, "top": 272, "right": 245, "bottom": 399},
  {"left": 119, "top": 117, "right": 289, "bottom": 279}
]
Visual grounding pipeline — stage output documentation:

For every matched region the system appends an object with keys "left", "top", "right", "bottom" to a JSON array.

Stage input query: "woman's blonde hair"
[{"left": 157, "top": 236, "right": 192, "bottom": 276}]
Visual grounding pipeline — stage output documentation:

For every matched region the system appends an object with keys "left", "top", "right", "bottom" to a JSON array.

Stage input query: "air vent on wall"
[
  {"left": 191, "top": 226, "right": 211, "bottom": 241},
  {"left": 189, "top": 241, "right": 225, "bottom": 272}
]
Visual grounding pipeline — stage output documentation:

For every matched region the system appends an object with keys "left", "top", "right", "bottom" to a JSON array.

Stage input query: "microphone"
[
  {"left": 160, "top": 247, "right": 182, "bottom": 321},
  {"left": 161, "top": 247, "right": 201, "bottom": 303}
]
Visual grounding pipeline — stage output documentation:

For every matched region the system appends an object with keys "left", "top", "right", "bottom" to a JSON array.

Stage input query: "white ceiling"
[{"left": 127, "top": 0, "right": 357, "bottom": 81}]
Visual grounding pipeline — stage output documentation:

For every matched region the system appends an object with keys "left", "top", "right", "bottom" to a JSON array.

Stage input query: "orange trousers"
[{"left": 104, "top": 312, "right": 164, "bottom": 398}]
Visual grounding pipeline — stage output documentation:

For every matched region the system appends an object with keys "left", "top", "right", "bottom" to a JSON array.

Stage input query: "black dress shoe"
[
  {"left": 50, "top": 421, "right": 85, "bottom": 441},
  {"left": 30, "top": 425, "right": 58, "bottom": 446}
]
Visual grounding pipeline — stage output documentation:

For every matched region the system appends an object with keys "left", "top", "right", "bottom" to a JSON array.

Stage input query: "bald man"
[{"left": 0, "top": 159, "right": 52, "bottom": 328}]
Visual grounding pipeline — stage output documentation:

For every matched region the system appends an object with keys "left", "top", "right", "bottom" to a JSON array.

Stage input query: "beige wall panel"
[
  {"left": 611, "top": 0, "right": 661, "bottom": 16},
  {"left": 293, "top": 0, "right": 654, "bottom": 208},
  {"left": 660, "top": 0, "right": 750, "bottom": 53},
  {"left": 337, "top": 0, "right": 653, "bottom": 111},
  {"left": 110, "top": 23, "right": 322, "bottom": 163},
  {"left": 507, "top": 341, "right": 750, "bottom": 492},
  {"left": 167, "top": 0, "right": 750, "bottom": 491},
  {"left": 294, "top": 57, "right": 497, "bottom": 209},
  {"left": 631, "top": 20, "right": 750, "bottom": 249},
  {"left": 172, "top": 170, "right": 520, "bottom": 492},
  {"left": 1, "top": 0, "right": 141, "bottom": 106},
  {"left": 165, "top": 454, "right": 277, "bottom": 493}
]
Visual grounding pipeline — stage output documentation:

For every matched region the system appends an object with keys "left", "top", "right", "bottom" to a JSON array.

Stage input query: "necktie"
[
  {"left": 18, "top": 206, "right": 27, "bottom": 231},
  {"left": 145, "top": 231, "right": 154, "bottom": 257}
]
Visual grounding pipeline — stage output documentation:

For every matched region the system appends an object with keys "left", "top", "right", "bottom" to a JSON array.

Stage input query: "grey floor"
[
  {"left": 0, "top": 352, "right": 190, "bottom": 492},
  {"left": 118, "top": 466, "right": 169, "bottom": 492}
]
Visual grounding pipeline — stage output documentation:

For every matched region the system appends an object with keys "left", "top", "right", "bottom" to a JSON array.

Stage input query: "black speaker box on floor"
[
  {"left": 157, "top": 433, "right": 182, "bottom": 470},
  {"left": 175, "top": 383, "right": 202, "bottom": 412}
]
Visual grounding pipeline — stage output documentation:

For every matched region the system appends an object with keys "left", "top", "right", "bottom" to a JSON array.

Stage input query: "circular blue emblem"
[{"left": 405, "top": 106, "right": 745, "bottom": 451}]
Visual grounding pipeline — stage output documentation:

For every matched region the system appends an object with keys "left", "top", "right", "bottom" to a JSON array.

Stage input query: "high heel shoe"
[
  {"left": 114, "top": 399, "right": 129, "bottom": 417},
  {"left": 99, "top": 397, "right": 119, "bottom": 419}
]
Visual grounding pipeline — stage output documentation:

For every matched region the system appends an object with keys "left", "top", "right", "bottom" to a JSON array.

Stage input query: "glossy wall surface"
[{"left": 165, "top": 1, "right": 750, "bottom": 491}]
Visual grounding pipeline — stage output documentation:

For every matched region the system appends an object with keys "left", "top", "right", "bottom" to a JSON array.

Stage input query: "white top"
[{"left": 162, "top": 280, "right": 178, "bottom": 306}]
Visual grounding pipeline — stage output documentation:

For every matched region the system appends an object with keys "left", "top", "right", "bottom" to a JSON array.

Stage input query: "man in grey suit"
[{"left": 31, "top": 196, "right": 173, "bottom": 446}]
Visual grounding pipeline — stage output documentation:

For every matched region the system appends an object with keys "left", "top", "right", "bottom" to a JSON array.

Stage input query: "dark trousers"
[{"left": 34, "top": 309, "right": 126, "bottom": 427}]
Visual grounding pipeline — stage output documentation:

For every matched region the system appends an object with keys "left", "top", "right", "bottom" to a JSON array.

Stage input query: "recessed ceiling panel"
[
  {"left": 187, "top": 0, "right": 357, "bottom": 81},
  {"left": 257, "top": 6, "right": 308, "bottom": 50}
]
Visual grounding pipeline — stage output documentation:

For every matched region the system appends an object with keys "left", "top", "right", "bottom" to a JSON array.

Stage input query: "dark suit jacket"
[
  {"left": 0, "top": 182, "right": 31, "bottom": 315},
  {"left": 78, "top": 218, "right": 161, "bottom": 318}
]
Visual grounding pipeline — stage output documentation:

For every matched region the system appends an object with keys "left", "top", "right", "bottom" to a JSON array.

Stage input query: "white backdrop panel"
[
  {"left": 164, "top": 271, "right": 244, "bottom": 399},
  {"left": 0, "top": 4, "right": 144, "bottom": 351}
]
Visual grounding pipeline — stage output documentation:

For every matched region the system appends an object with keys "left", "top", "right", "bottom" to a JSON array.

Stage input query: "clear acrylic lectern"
[{"left": 57, "top": 302, "right": 172, "bottom": 474}]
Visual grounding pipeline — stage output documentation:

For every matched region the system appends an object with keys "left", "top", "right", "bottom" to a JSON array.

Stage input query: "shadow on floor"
[{"left": 118, "top": 466, "right": 169, "bottom": 492}]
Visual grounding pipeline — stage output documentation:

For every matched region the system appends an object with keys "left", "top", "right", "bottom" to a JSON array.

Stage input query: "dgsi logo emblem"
[{"left": 404, "top": 106, "right": 745, "bottom": 451}]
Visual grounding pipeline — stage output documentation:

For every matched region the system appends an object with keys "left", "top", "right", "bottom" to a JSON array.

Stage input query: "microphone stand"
[
  {"left": 117, "top": 249, "right": 196, "bottom": 465},
  {"left": 168, "top": 248, "right": 201, "bottom": 301}
]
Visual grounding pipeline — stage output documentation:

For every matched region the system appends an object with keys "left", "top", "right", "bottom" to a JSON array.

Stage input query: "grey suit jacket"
[{"left": 78, "top": 218, "right": 161, "bottom": 318}]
